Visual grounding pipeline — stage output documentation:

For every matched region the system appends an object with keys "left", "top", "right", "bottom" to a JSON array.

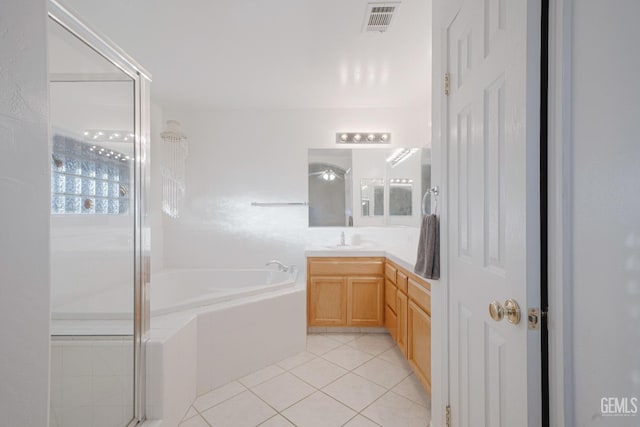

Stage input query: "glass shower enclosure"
[{"left": 47, "top": 2, "right": 151, "bottom": 426}]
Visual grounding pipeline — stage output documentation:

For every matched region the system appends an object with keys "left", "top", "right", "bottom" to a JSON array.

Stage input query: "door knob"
[
  {"left": 489, "top": 301, "right": 504, "bottom": 321},
  {"left": 489, "top": 299, "right": 521, "bottom": 324},
  {"left": 503, "top": 298, "right": 521, "bottom": 324}
]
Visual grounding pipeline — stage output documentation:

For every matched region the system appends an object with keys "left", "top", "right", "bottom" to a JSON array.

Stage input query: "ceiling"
[{"left": 63, "top": 0, "right": 432, "bottom": 109}]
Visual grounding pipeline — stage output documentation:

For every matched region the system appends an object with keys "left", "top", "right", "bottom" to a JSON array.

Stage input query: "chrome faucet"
[
  {"left": 266, "top": 260, "right": 290, "bottom": 272},
  {"left": 340, "top": 231, "right": 346, "bottom": 246}
]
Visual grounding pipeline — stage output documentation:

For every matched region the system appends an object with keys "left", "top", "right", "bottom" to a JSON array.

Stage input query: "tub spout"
[{"left": 266, "top": 260, "right": 290, "bottom": 272}]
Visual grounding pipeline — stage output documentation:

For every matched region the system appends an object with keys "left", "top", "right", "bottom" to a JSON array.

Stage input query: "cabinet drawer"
[
  {"left": 397, "top": 270, "right": 409, "bottom": 294},
  {"left": 308, "top": 258, "right": 384, "bottom": 276},
  {"left": 408, "top": 278, "right": 431, "bottom": 315},
  {"left": 385, "top": 279, "right": 397, "bottom": 312},
  {"left": 385, "top": 263, "right": 397, "bottom": 283}
]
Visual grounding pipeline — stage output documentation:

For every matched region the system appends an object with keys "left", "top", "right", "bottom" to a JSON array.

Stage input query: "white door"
[{"left": 447, "top": 0, "right": 541, "bottom": 425}]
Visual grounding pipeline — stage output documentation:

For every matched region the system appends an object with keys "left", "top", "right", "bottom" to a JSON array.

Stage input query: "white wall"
[
  {"left": 0, "top": 1, "right": 51, "bottom": 426},
  {"left": 570, "top": 1, "right": 640, "bottom": 425},
  {"left": 160, "top": 107, "right": 430, "bottom": 271}
]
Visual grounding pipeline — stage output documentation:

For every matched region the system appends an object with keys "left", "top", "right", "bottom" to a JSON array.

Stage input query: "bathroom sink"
[{"left": 323, "top": 245, "right": 365, "bottom": 250}]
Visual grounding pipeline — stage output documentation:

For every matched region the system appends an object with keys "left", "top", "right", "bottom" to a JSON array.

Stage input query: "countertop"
[{"left": 304, "top": 245, "right": 433, "bottom": 282}]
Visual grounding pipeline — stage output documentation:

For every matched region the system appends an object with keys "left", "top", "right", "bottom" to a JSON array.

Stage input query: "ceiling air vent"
[{"left": 362, "top": 2, "right": 401, "bottom": 33}]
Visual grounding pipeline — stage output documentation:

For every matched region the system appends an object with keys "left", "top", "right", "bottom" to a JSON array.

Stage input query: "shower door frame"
[{"left": 48, "top": 1, "right": 152, "bottom": 425}]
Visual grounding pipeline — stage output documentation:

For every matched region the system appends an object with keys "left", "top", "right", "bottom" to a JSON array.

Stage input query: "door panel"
[
  {"left": 447, "top": 0, "right": 541, "bottom": 425},
  {"left": 408, "top": 300, "right": 431, "bottom": 393},
  {"left": 347, "top": 277, "right": 384, "bottom": 326},
  {"left": 396, "top": 291, "right": 408, "bottom": 356},
  {"left": 309, "top": 276, "right": 347, "bottom": 326}
]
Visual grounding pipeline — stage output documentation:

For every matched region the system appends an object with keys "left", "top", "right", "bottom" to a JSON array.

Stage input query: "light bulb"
[
  {"left": 354, "top": 134, "right": 362, "bottom": 142},
  {"left": 84, "top": 131, "right": 89, "bottom": 136},
  {"left": 380, "top": 134, "right": 389, "bottom": 141},
  {"left": 340, "top": 134, "right": 348, "bottom": 141},
  {"left": 367, "top": 134, "right": 375, "bottom": 141},
  {"left": 322, "top": 172, "right": 329, "bottom": 180}
]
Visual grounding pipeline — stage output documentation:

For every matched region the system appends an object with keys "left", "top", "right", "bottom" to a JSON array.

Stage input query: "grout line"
[
  {"left": 191, "top": 381, "right": 248, "bottom": 414},
  {"left": 186, "top": 405, "right": 212, "bottom": 427}
]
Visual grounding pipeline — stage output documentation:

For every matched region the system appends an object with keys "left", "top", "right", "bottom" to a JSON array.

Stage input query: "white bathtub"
[
  {"left": 146, "top": 267, "right": 306, "bottom": 426},
  {"left": 151, "top": 268, "right": 297, "bottom": 316}
]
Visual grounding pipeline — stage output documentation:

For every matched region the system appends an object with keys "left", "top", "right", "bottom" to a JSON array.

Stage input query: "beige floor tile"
[
  {"left": 306, "top": 334, "right": 343, "bottom": 355},
  {"left": 390, "top": 374, "right": 430, "bottom": 407},
  {"left": 181, "top": 406, "right": 198, "bottom": 421},
  {"left": 322, "top": 345, "right": 374, "bottom": 371},
  {"left": 322, "top": 373, "right": 386, "bottom": 412},
  {"left": 321, "top": 332, "right": 362, "bottom": 344},
  {"left": 362, "top": 391, "right": 431, "bottom": 427},
  {"left": 200, "top": 390, "right": 276, "bottom": 427},
  {"left": 347, "top": 334, "right": 394, "bottom": 356},
  {"left": 276, "top": 351, "right": 317, "bottom": 371},
  {"left": 251, "top": 372, "right": 316, "bottom": 411},
  {"left": 239, "top": 364, "right": 286, "bottom": 388},
  {"left": 290, "top": 357, "right": 348, "bottom": 388},
  {"left": 354, "top": 357, "right": 412, "bottom": 389},
  {"left": 281, "top": 391, "right": 356, "bottom": 427},
  {"left": 377, "top": 347, "right": 412, "bottom": 370},
  {"left": 179, "top": 414, "right": 209, "bottom": 427},
  {"left": 193, "top": 381, "right": 246, "bottom": 412},
  {"left": 343, "top": 414, "right": 382, "bottom": 427},
  {"left": 257, "top": 414, "right": 296, "bottom": 426}
]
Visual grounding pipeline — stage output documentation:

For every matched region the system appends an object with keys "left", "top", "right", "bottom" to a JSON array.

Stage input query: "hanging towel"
[{"left": 414, "top": 214, "right": 440, "bottom": 279}]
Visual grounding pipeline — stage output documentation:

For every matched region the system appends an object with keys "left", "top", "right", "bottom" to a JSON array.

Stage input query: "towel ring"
[{"left": 421, "top": 186, "right": 439, "bottom": 215}]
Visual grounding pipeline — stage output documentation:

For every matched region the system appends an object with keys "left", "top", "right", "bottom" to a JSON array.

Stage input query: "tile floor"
[{"left": 179, "top": 332, "right": 430, "bottom": 427}]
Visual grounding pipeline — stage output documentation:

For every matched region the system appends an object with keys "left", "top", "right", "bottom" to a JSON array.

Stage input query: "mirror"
[
  {"left": 360, "top": 179, "right": 384, "bottom": 216},
  {"left": 308, "top": 148, "right": 430, "bottom": 227},
  {"left": 308, "top": 149, "right": 353, "bottom": 226},
  {"left": 389, "top": 179, "right": 413, "bottom": 216}
]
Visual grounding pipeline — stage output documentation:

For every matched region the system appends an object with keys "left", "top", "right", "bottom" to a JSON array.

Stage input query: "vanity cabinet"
[
  {"left": 308, "top": 276, "right": 347, "bottom": 325},
  {"left": 307, "top": 255, "right": 431, "bottom": 393},
  {"left": 384, "top": 260, "right": 431, "bottom": 394},
  {"left": 307, "top": 257, "right": 385, "bottom": 327}
]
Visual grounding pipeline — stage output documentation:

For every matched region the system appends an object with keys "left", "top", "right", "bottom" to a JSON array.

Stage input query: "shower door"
[{"left": 48, "top": 2, "right": 150, "bottom": 426}]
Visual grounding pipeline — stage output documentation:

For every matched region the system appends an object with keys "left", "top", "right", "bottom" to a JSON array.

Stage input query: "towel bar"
[
  {"left": 251, "top": 202, "right": 309, "bottom": 207},
  {"left": 421, "top": 186, "right": 439, "bottom": 215}
]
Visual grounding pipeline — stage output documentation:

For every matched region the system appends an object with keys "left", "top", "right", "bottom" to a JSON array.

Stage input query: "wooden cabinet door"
[
  {"left": 385, "top": 279, "right": 397, "bottom": 312},
  {"left": 347, "top": 277, "right": 384, "bottom": 326},
  {"left": 408, "top": 300, "right": 431, "bottom": 394},
  {"left": 385, "top": 305, "right": 397, "bottom": 341},
  {"left": 308, "top": 276, "right": 347, "bottom": 326},
  {"left": 396, "top": 291, "right": 408, "bottom": 356}
]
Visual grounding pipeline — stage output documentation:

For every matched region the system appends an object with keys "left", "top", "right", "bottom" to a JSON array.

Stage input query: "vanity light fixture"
[
  {"left": 386, "top": 148, "right": 420, "bottom": 167},
  {"left": 336, "top": 132, "right": 391, "bottom": 144}
]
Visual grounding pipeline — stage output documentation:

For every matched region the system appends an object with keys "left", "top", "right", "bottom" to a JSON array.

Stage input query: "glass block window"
[{"left": 51, "top": 134, "right": 132, "bottom": 215}]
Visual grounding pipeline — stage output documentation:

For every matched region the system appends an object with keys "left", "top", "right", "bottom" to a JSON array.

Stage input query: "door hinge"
[
  {"left": 444, "top": 72, "right": 450, "bottom": 96},
  {"left": 446, "top": 404, "right": 451, "bottom": 427}
]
